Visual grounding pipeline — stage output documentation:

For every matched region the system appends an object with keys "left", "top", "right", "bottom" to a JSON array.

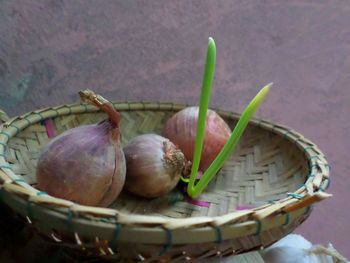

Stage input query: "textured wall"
[{"left": 0, "top": 0, "right": 349, "bottom": 258}]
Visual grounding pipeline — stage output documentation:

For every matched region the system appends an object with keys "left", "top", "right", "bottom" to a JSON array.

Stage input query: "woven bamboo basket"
[{"left": 0, "top": 102, "right": 331, "bottom": 262}]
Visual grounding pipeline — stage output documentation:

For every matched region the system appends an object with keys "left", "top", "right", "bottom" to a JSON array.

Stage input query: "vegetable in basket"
[
  {"left": 123, "top": 134, "right": 189, "bottom": 198},
  {"left": 162, "top": 107, "right": 231, "bottom": 172},
  {"left": 36, "top": 90, "right": 126, "bottom": 207}
]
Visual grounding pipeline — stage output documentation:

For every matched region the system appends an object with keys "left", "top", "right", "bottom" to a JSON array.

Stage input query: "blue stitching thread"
[
  {"left": 34, "top": 112, "right": 44, "bottom": 120},
  {"left": 214, "top": 226, "right": 223, "bottom": 244},
  {"left": 308, "top": 173, "right": 315, "bottom": 179},
  {"left": 13, "top": 178, "right": 25, "bottom": 183},
  {"left": 159, "top": 228, "right": 172, "bottom": 256},
  {"left": 294, "top": 138, "right": 303, "bottom": 143},
  {"left": 287, "top": 193, "right": 304, "bottom": 199},
  {"left": 0, "top": 131, "right": 10, "bottom": 140},
  {"left": 66, "top": 210, "right": 74, "bottom": 232},
  {"left": 303, "top": 146, "right": 313, "bottom": 153},
  {"left": 100, "top": 218, "right": 110, "bottom": 223},
  {"left": 254, "top": 221, "right": 262, "bottom": 236},
  {"left": 283, "top": 131, "right": 291, "bottom": 139},
  {"left": 298, "top": 183, "right": 306, "bottom": 189},
  {"left": 110, "top": 223, "right": 122, "bottom": 249},
  {"left": 320, "top": 179, "right": 330, "bottom": 191},
  {"left": 0, "top": 165, "right": 12, "bottom": 170},
  {"left": 27, "top": 201, "right": 33, "bottom": 220},
  {"left": 283, "top": 213, "right": 291, "bottom": 226},
  {"left": 52, "top": 108, "right": 60, "bottom": 117},
  {"left": 8, "top": 124, "right": 20, "bottom": 133},
  {"left": 23, "top": 117, "right": 32, "bottom": 125}
]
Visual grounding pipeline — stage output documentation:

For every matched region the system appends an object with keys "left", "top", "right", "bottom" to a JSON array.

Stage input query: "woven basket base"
[{"left": 6, "top": 111, "right": 307, "bottom": 218}]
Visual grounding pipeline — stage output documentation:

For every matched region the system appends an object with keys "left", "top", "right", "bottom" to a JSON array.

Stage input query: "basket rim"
[{"left": 0, "top": 101, "right": 331, "bottom": 245}]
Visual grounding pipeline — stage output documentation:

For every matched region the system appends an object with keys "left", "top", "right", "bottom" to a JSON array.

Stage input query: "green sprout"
[{"left": 187, "top": 37, "right": 272, "bottom": 198}]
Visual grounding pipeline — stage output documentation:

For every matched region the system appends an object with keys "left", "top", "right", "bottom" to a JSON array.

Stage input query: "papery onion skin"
[
  {"left": 162, "top": 107, "right": 231, "bottom": 171},
  {"left": 124, "top": 134, "right": 186, "bottom": 198},
  {"left": 36, "top": 90, "right": 126, "bottom": 207}
]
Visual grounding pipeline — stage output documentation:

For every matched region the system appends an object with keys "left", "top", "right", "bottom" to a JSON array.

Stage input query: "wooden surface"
[{"left": 0, "top": 0, "right": 349, "bottom": 260}]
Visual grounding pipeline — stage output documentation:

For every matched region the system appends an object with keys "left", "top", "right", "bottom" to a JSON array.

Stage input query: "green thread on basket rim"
[
  {"left": 22, "top": 117, "right": 32, "bottom": 125},
  {"left": 307, "top": 173, "right": 315, "bottom": 178},
  {"left": 283, "top": 130, "right": 292, "bottom": 139},
  {"left": 303, "top": 146, "right": 313, "bottom": 153},
  {"left": 214, "top": 226, "right": 223, "bottom": 244},
  {"left": 33, "top": 112, "right": 45, "bottom": 120},
  {"left": 159, "top": 228, "right": 173, "bottom": 256},
  {"left": 320, "top": 179, "right": 330, "bottom": 191},
  {"left": 37, "top": 191, "right": 48, "bottom": 196},
  {"left": 283, "top": 213, "right": 291, "bottom": 226},
  {"left": 110, "top": 223, "right": 122, "bottom": 249},
  {"left": 8, "top": 124, "right": 20, "bottom": 133},
  {"left": 325, "top": 163, "right": 331, "bottom": 171},
  {"left": 66, "top": 105, "right": 73, "bottom": 114},
  {"left": 27, "top": 201, "right": 34, "bottom": 221},
  {"left": 254, "top": 220, "right": 262, "bottom": 236},
  {"left": 287, "top": 193, "right": 304, "bottom": 199},
  {"left": 52, "top": 108, "right": 60, "bottom": 117},
  {"left": 66, "top": 210, "right": 74, "bottom": 232},
  {"left": 13, "top": 178, "right": 26, "bottom": 183},
  {"left": 0, "top": 131, "right": 10, "bottom": 140},
  {"left": 0, "top": 164, "right": 12, "bottom": 170},
  {"left": 0, "top": 142, "right": 7, "bottom": 148},
  {"left": 309, "top": 155, "right": 320, "bottom": 160}
]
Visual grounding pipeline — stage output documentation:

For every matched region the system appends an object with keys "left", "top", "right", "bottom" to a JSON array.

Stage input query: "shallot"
[
  {"left": 162, "top": 107, "right": 231, "bottom": 172},
  {"left": 36, "top": 90, "right": 126, "bottom": 207},
  {"left": 124, "top": 134, "right": 188, "bottom": 198}
]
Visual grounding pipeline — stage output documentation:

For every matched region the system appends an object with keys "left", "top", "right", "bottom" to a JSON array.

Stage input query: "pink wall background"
[{"left": 0, "top": 0, "right": 349, "bottom": 258}]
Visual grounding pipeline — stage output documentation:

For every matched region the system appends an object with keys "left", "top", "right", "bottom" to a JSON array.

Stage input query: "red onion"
[
  {"left": 162, "top": 106, "right": 231, "bottom": 171},
  {"left": 124, "top": 134, "right": 187, "bottom": 198},
  {"left": 36, "top": 90, "right": 126, "bottom": 207}
]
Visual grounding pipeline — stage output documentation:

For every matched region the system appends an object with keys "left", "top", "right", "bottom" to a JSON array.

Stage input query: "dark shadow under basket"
[{"left": 0, "top": 102, "right": 331, "bottom": 262}]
